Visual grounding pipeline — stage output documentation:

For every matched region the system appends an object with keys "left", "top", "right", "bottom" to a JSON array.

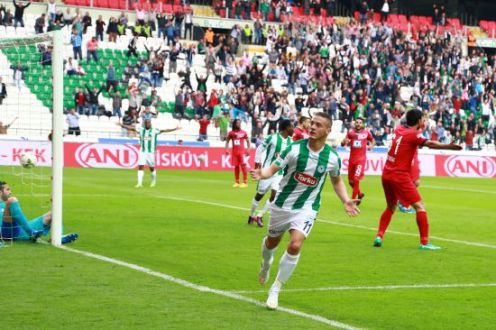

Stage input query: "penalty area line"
[
  {"left": 231, "top": 283, "right": 496, "bottom": 294},
  {"left": 154, "top": 195, "right": 496, "bottom": 250},
  {"left": 57, "top": 245, "right": 362, "bottom": 330}
]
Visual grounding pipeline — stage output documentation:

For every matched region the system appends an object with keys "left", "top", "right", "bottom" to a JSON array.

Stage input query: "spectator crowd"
[{"left": 0, "top": 0, "right": 495, "bottom": 150}]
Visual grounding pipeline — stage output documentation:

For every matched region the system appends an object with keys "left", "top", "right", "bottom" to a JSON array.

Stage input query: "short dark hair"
[
  {"left": 313, "top": 112, "right": 333, "bottom": 127},
  {"left": 278, "top": 119, "right": 292, "bottom": 132},
  {"left": 356, "top": 117, "right": 365, "bottom": 122},
  {"left": 406, "top": 109, "right": 423, "bottom": 126},
  {"left": 0, "top": 181, "right": 7, "bottom": 191}
]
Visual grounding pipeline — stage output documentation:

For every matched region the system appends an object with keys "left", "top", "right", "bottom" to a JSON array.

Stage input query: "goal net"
[{"left": 0, "top": 31, "right": 64, "bottom": 247}]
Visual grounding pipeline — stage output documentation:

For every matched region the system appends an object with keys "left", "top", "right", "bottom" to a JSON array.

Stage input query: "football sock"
[
  {"left": 241, "top": 165, "right": 248, "bottom": 183},
  {"left": 234, "top": 166, "right": 240, "bottom": 183},
  {"left": 377, "top": 208, "right": 394, "bottom": 238},
  {"left": 416, "top": 211, "right": 429, "bottom": 245},
  {"left": 275, "top": 251, "right": 300, "bottom": 283},
  {"left": 261, "top": 236, "right": 276, "bottom": 267},
  {"left": 150, "top": 170, "right": 156, "bottom": 183},
  {"left": 352, "top": 180, "right": 361, "bottom": 199},
  {"left": 259, "top": 200, "right": 272, "bottom": 217},
  {"left": 9, "top": 201, "right": 34, "bottom": 235},
  {"left": 137, "top": 170, "right": 144, "bottom": 185},
  {"left": 250, "top": 198, "right": 260, "bottom": 217}
]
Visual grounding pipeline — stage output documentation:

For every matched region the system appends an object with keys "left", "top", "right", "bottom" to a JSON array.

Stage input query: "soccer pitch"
[{"left": 2, "top": 168, "right": 496, "bottom": 329}]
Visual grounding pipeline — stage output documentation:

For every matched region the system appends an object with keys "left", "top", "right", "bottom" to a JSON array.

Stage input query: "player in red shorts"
[
  {"left": 398, "top": 149, "right": 420, "bottom": 214},
  {"left": 374, "top": 109, "right": 462, "bottom": 250},
  {"left": 226, "top": 119, "right": 250, "bottom": 188},
  {"left": 292, "top": 116, "right": 310, "bottom": 141},
  {"left": 341, "top": 117, "right": 375, "bottom": 205}
]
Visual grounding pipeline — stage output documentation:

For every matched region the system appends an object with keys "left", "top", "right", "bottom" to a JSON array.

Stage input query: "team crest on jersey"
[
  {"left": 317, "top": 165, "right": 326, "bottom": 174},
  {"left": 294, "top": 172, "right": 318, "bottom": 186}
]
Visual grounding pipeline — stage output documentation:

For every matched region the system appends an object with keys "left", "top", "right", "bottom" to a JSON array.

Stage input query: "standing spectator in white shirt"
[
  {"left": 66, "top": 109, "right": 81, "bottom": 136},
  {"left": 381, "top": 0, "right": 390, "bottom": 22},
  {"left": 46, "top": 0, "right": 56, "bottom": 22}
]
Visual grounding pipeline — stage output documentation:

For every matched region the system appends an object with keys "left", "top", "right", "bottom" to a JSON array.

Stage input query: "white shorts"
[
  {"left": 257, "top": 175, "right": 283, "bottom": 195},
  {"left": 268, "top": 205, "right": 317, "bottom": 238},
  {"left": 138, "top": 152, "right": 156, "bottom": 167}
]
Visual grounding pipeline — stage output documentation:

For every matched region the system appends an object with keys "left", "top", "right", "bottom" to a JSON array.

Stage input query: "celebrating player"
[
  {"left": 292, "top": 116, "right": 310, "bottom": 141},
  {"left": 0, "top": 181, "right": 78, "bottom": 244},
  {"left": 248, "top": 119, "right": 294, "bottom": 227},
  {"left": 121, "top": 119, "right": 181, "bottom": 188},
  {"left": 374, "top": 109, "right": 462, "bottom": 250},
  {"left": 225, "top": 119, "right": 250, "bottom": 188},
  {"left": 251, "top": 112, "right": 360, "bottom": 310},
  {"left": 341, "top": 117, "right": 375, "bottom": 204}
]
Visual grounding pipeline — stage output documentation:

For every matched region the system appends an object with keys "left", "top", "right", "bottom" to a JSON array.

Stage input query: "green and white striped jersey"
[
  {"left": 273, "top": 139, "right": 341, "bottom": 212},
  {"left": 139, "top": 127, "right": 161, "bottom": 153},
  {"left": 255, "top": 132, "right": 293, "bottom": 173}
]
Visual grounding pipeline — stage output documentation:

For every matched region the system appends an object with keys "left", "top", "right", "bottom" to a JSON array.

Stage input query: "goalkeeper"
[{"left": 0, "top": 181, "right": 78, "bottom": 244}]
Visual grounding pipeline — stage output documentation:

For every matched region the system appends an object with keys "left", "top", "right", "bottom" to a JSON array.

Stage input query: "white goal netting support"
[{"left": 0, "top": 31, "right": 64, "bottom": 246}]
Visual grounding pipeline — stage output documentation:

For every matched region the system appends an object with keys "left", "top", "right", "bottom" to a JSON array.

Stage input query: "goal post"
[
  {"left": 0, "top": 31, "right": 64, "bottom": 246},
  {"left": 51, "top": 30, "right": 64, "bottom": 247}
]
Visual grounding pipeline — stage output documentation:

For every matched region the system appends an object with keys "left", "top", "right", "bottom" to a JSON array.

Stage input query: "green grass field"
[{"left": 2, "top": 167, "right": 496, "bottom": 329}]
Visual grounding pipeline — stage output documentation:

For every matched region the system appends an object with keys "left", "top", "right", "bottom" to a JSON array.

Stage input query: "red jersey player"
[
  {"left": 374, "top": 109, "right": 462, "bottom": 250},
  {"left": 341, "top": 117, "right": 375, "bottom": 204},
  {"left": 292, "top": 116, "right": 310, "bottom": 141},
  {"left": 226, "top": 119, "right": 251, "bottom": 188}
]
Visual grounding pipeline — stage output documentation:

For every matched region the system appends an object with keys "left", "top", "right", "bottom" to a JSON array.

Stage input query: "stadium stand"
[{"left": 0, "top": 1, "right": 495, "bottom": 151}]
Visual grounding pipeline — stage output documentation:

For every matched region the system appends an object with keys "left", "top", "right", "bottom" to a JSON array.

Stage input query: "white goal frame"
[{"left": 0, "top": 30, "right": 64, "bottom": 246}]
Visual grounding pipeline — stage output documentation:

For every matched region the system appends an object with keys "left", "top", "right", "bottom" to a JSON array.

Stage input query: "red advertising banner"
[
  {"left": 0, "top": 140, "right": 494, "bottom": 178},
  {"left": 64, "top": 142, "right": 257, "bottom": 171},
  {"left": 434, "top": 155, "right": 496, "bottom": 178}
]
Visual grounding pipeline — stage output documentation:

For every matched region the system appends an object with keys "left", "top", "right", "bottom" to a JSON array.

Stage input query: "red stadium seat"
[
  {"left": 98, "top": 0, "right": 109, "bottom": 8},
  {"left": 388, "top": 14, "right": 398, "bottom": 24},
  {"left": 163, "top": 4, "right": 172, "bottom": 13},
  {"left": 65, "top": 0, "right": 77, "bottom": 5},
  {"left": 173, "top": 5, "right": 183, "bottom": 13},
  {"left": 118, "top": 0, "right": 127, "bottom": 9},
  {"left": 373, "top": 12, "right": 380, "bottom": 23},
  {"left": 108, "top": 1, "right": 119, "bottom": 9},
  {"left": 268, "top": 11, "right": 275, "bottom": 21}
]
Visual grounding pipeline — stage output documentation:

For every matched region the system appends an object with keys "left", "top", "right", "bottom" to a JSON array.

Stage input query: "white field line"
[
  {"left": 58, "top": 245, "right": 361, "bottom": 330},
  {"left": 231, "top": 283, "right": 496, "bottom": 294},
  {"left": 153, "top": 195, "right": 496, "bottom": 250},
  {"left": 28, "top": 192, "right": 496, "bottom": 249}
]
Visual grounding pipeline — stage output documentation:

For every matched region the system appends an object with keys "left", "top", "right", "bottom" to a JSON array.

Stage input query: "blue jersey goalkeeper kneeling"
[{"left": 0, "top": 181, "right": 78, "bottom": 244}]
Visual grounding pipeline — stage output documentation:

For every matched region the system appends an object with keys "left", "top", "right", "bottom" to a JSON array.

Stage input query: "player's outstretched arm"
[
  {"left": 330, "top": 175, "right": 360, "bottom": 217},
  {"left": 424, "top": 140, "right": 463, "bottom": 151},
  {"left": 250, "top": 163, "right": 280, "bottom": 181},
  {"left": 160, "top": 126, "right": 181, "bottom": 134}
]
